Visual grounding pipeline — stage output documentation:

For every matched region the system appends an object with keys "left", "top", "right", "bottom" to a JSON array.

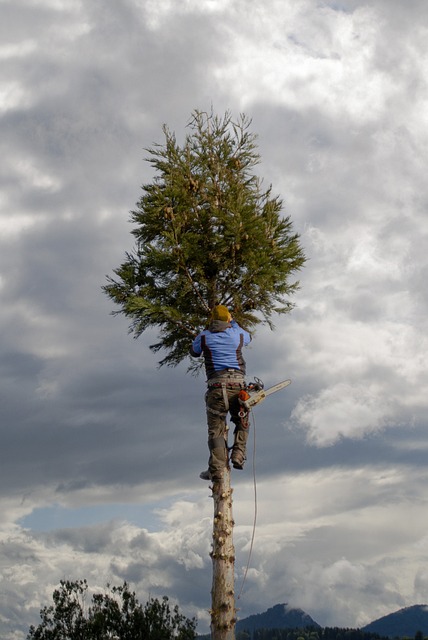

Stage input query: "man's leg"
[
  {"left": 205, "top": 387, "right": 228, "bottom": 480},
  {"left": 229, "top": 392, "right": 249, "bottom": 470}
]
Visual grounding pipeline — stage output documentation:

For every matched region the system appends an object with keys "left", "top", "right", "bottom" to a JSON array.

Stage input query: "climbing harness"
[{"left": 207, "top": 381, "right": 243, "bottom": 389}]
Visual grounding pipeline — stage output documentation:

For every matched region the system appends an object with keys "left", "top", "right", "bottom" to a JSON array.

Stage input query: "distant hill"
[
  {"left": 198, "top": 602, "right": 428, "bottom": 639},
  {"left": 197, "top": 603, "right": 320, "bottom": 639},
  {"left": 362, "top": 604, "right": 428, "bottom": 637},
  {"left": 236, "top": 603, "right": 321, "bottom": 633}
]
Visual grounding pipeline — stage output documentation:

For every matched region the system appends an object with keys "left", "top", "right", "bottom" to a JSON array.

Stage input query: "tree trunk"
[{"left": 210, "top": 465, "right": 236, "bottom": 640}]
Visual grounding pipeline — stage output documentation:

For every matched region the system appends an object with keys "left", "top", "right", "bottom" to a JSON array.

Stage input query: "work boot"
[
  {"left": 231, "top": 449, "right": 245, "bottom": 470},
  {"left": 199, "top": 469, "right": 211, "bottom": 481}
]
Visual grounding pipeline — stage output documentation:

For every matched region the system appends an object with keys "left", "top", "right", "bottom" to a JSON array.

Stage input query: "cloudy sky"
[{"left": 1, "top": 0, "right": 428, "bottom": 637}]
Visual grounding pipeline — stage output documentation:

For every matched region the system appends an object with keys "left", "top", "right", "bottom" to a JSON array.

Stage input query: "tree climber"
[{"left": 190, "top": 305, "right": 252, "bottom": 481}]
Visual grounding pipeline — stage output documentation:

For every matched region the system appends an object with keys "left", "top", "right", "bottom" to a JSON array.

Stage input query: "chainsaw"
[{"left": 238, "top": 377, "right": 291, "bottom": 415}]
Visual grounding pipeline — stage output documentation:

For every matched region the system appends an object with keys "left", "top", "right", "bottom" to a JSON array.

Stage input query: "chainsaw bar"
[
  {"left": 241, "top": 379, "right": 291, "bottom": 410},
  {"left": 264, "top": 379, "right": 292, "bottom": 397}
]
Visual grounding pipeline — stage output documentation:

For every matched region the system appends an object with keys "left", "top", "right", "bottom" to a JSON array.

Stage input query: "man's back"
[{"left": 192, "top": 319, "right": 250, "bottom": 377}]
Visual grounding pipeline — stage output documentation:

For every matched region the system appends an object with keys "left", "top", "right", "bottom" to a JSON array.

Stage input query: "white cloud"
[
  {"left": 0, "top": 214, "right": 45, "bottom": 237},
  {"left": 0, "top": 40, "right": 37, "bottom": 60},
  {"left": 213, "top": 2, "right": 399, "bottom": 123},
  {"left": 292, "top": 383, "right": 394, "bottom": 445},
  {"left": 3, "top": 463, "right": 428, "bottom": 635},
  {"left": 0, "top": 81, "right": 32, "bottom": 113}
]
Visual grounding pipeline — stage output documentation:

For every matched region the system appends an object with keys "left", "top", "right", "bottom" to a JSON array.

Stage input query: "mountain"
[
  {"left": 362, "top": 604, "right": 428, "bottom": 637},
  {"left": 197, "top": 603, "right": 320, "bottom": 639},
  {"left": 198, "top": 602, "right": 428, "bottom": 638},
  {"left": 235, "top": 603, "right": 321, "bottom": 633}
]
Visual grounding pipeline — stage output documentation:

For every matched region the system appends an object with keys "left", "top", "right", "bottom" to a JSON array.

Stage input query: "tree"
[
  {"left": 103, "top": 109, "right": 306, "bottom": 640},
  {"left": 103, "top": 109, "right": 306, "bottom": 368},
  {"left": 27, "top": 579, "right": 88, "bottom": 640},
  {"left": 27, "top": 580, "right": 196, "bottom": 640}
]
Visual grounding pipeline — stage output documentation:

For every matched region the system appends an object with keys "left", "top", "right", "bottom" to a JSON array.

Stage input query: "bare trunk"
[{"left": 210, "top": 465, "right": 236, "bottom": 640}]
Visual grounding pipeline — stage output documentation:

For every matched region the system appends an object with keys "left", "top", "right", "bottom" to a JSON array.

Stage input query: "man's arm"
[{"left": 190, "top": 333, "right": 202, "bottom": 357}]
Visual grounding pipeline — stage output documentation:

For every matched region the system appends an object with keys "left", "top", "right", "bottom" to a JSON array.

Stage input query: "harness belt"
[
  {"left": 222, "top": 383, "right": 229, "bottom": 412},
  {"left": 207, "top": 381, "right": 243, "bottom": 389},
  {"left": 207, "top": 376, "right": 245, "bottom": 415}
]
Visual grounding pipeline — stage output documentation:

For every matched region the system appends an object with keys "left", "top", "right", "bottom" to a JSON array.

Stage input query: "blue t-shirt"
[{"left": 191, "top": 320, "right": 251, "bottom": 378}]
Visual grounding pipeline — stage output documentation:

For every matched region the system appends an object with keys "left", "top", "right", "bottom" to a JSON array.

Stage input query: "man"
[{"left": 190, "top": 304, "right": 251, "bottom": 482}]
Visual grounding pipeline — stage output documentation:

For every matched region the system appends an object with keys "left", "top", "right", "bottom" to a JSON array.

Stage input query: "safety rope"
[{"left": 237, "top": 408, "right": 258, "bottom": 600}]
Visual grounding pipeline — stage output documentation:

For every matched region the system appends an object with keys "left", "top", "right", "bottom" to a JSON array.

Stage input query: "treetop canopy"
[{"left": 103, "top": 109, "right": 306, "bottom": 368}]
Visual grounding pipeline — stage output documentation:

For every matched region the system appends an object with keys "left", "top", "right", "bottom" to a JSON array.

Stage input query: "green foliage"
[
  {"left": 27, "top": 580, "right": 196, "bottom": 640},
  {"left": 103, "top": 109, "right": 306, "bottom": 367}
]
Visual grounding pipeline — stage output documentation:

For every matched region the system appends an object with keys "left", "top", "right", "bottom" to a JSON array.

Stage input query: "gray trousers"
[{"left": 205, "top": 373, "right": 249, "bottom": 479}]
